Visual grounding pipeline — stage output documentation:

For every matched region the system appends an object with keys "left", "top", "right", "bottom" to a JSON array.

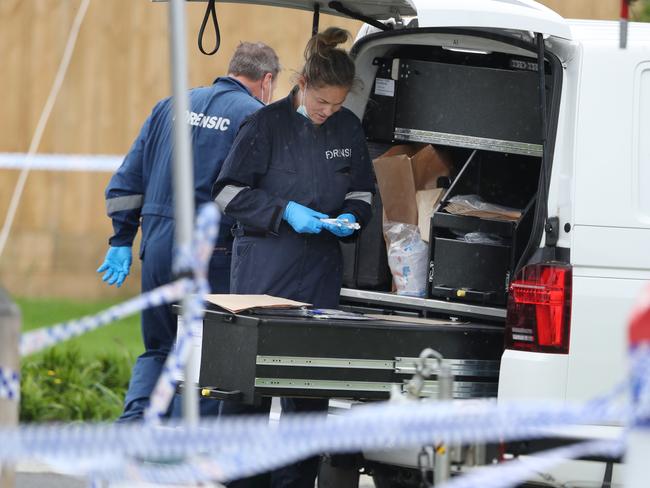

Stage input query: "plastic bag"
[
  {"left": 463, "top": 232, "right": 506, "bottom": 245},
  {"left": 383, "top": 222, "right": 428, "bottom": 297},
  {"left": 445, "top": 194, "right": 522, "bottom": 221}
]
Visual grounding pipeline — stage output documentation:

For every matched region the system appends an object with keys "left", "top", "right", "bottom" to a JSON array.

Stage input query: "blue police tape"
[
  {"left": 19, "top": 278, "right": 193, "bottom": 357},
  {"left": 0, "top": 365, "right": 20, "bottom": 401},
  {"left": 6, "top": 202, "right": 648, "bottom": 486},
  {"left": 631, "top": 344, "right": 650, "bottom": 426},
  {"left": 437, "top": 438, "right": 625, "bottom": 488},
  {"left": 1, "top": 336, "right": 643, "bottom": 486},
  {"left": 15, "top": 204, "right": 220, "bottom": 423},
  {"left": 0, "top": 395, "right": 630, "bottom": 484},
  {"left": 145, "top": 203, "right": 220, "bottom": 423},
  {"left": 113, "top": 438, "right": 625, "bottom": 488}
]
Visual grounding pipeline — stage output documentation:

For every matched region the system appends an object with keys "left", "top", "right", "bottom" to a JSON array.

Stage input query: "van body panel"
[
  {"left": 498, "top": 350, "right": 568, "bottom": 400},
  {"left": 572, "top": 225, "right": 650, "bottom": 276},
  {"left": 572, "top": 28, "right": 650, "bottom": 230},
  {"left": 413, "top": 0, "right": 572, "bottom": 40},
  {"left": 633, "top": 62, "right": 650, "bottom": 225},
  {"left": 566, "top": 275, "right": 645, "bottom": 402}
]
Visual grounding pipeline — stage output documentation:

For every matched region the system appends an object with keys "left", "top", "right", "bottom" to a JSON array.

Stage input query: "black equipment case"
[
  {"left": 198, "top": 306, "right": 502, "bottom": 405},
  {"left": 428, "top": 150, "right": 539, "bottom": 306},
  {"left": 362, "top": 54, "right": 545, "bottom": 307}
]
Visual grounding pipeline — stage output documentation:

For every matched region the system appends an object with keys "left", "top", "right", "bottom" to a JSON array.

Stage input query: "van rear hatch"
[
  {"left": 167, "top": 0, "right": 572, "bottom": 40},
  {"left": 412, "top": 0, "right": 572, "bottom": 40}
]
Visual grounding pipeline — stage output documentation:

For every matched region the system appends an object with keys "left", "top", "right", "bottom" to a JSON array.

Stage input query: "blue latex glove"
[
  {"left": 323, "top": 213, "right": 357, "bottom": 237},
  {"left": 97, "top": 246, "right": 132, "bottom": 288},
  {"left": 283, "top": 201, "right": 328, "bottom": 234}
]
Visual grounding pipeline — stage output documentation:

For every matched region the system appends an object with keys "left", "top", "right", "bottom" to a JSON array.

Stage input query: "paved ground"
[
  {"left": 14, "top": 463, "right": 376, "bottom": 487},
  {"left": 16, "top": 473, "right": 86, "bottom": 488},
  {"left": 15, "top": 474, "right": 375, "bottom": 487},
  {"left": 14, "top": 399, "right": 378, "bottom": 487}
]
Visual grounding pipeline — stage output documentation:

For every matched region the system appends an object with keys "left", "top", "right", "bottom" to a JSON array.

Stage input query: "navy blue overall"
[
  {"left": 105, "top": 77, "right": 263, "bottom": 422},
  {"left": 213, "top": 89, "right": 374, "bottom": 487}
]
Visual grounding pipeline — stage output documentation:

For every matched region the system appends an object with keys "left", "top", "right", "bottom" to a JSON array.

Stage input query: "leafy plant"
[
  {"left": 20, "top": 345, "right": 133, "bottom": 422},
  {"left": 634, "top": 0, "right": 650, "bottom": 22}
]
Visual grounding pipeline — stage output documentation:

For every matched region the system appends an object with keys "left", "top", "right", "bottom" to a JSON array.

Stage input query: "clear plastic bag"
[
  {"left": 383, "top": 222, "right": 429, "bottom": 297},
  {"left": 463, "top": 232, "right": 506, "bottom": 245},
  {"left": 445, "top": 194, "right": 522, "bottom": 221}
]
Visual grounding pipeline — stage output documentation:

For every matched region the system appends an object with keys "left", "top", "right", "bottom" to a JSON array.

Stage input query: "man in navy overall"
[{"left": 98, "top": 42, "right": 280, "bottom": 422}]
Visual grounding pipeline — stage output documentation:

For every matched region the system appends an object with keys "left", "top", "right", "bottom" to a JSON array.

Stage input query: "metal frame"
[{"left": 169, "top": 0, "right": 198, "bottom": 423}]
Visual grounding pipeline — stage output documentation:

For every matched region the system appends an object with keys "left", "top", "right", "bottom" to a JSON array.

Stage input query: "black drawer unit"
[
  {"left": 341, "top": 186, "right": 392, "bottom": 291},
  {"left": 428, "top": 150, "right": 539, "bottom": 306},
  {"left": 362, "top": 55, "right": 551, "bottom": 157},
  {"left": 198, "top": 307, "right": 503, "bottom": 405}
]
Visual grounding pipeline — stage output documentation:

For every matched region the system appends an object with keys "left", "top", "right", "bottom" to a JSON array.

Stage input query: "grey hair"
[{"left": 227, "top": 42, "right": 280, "bottom": 81}]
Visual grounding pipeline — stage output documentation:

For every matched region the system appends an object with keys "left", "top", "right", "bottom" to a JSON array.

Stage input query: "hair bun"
[
  {"left": 301, "top": 27, "right": 356, "bottom": 89},
  {"left": 305, "top": 27, "right": 351, "bottom": 59}
]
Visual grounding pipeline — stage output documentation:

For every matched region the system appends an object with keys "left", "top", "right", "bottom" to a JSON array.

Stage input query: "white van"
[
  {"left": 340, "top": 2, "right": 650, "bottom": 486},
  {"left": 188, "top": 0, "right": 650, "bottom": 486}
]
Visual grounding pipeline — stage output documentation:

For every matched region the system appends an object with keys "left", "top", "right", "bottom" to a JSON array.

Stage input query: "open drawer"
[
  {"left": 197, "top": 306, "right": 503, "bottom": 405},
  {"left": 429, "top": 150, "right": 539, "bottom": 305}
]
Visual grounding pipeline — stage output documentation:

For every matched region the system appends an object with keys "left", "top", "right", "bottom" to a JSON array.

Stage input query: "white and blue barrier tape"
[
  {"left": 145, "top": 203, "right": 219, "bottom": 423},
  {"left": 0, "top": 396, "right": 629, "bottom": 485},
  {"left": 19, "top": 278, "right": 192, "bottom": 357},
  {"left": 0, "top": 152, "right": 122, "bottom": 172},
  {"left": 3, "top": 201, "right": 650, "bottom": 487},
  {"left": 437, "top": 438, "right": 625, "bottom": 488},
  {"left": 4, "top": 203, "right": 220, "bottom": 421},
  {"left": 631, "top": 344, "right": 650, "bottom": 426},
  {"left": 0, "top": 365, "right": 20, "bottom": 402}
]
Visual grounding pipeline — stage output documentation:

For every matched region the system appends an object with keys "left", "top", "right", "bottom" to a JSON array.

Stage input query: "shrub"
[{"left": 20, "top": 345, "right": 133, "bottom": 422}]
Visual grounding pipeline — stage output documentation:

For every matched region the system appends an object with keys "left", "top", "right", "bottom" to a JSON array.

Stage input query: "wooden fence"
[{"left": 0, "top": 0, "right": 626, "bottom": 299}]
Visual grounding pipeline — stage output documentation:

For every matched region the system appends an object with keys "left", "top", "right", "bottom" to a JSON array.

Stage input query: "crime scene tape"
[
  {"left": 145, "top": 203, "right": 220, "bottom": 423},
  {"left": 0, "top": 315, "right": 644, "bottom": 487},
  {"left": 630, "top": 344, "right": 650, "bottom": 426},
  {"left": 3, "top": 203, "right": 220, "bottom": 422},
  {"left": 0, "top": 365, "right": 20, "bottom": 401},
  {"left": 437, "top": 438, "right": 626, "bottom": 488},
  {"left": 0, "top": 393, "right": 630, "bottom": 484},
  {"left": 0, "top": 152, "right": 123, "bottom": 172},
  {"left": 19, "top": 279, "right": 192, "bottom": 357},
  {"left": 3, "top": 206, "right": 649, "bottom": 487}
]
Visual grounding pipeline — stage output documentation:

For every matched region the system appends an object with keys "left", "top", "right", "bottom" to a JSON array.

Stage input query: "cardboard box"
[{"left": 373, "top": 144, "right": 451, "bottom": 234}]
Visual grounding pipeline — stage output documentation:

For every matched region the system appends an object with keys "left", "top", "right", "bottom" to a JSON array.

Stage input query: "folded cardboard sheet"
[{"left": 204, "top": 294, "right": 310, "bottom": 313}]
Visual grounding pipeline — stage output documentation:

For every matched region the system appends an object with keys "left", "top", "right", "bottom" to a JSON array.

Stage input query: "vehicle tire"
[
  {"left": 317, "top": 454, "right": 360, "bottom": 488},
  {"left": 369, "top": 465, "right": 421, "bottom": 488}
]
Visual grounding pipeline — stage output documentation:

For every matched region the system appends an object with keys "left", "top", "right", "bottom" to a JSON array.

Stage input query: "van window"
[{"left": 637, "top": 64, "right": 650, "bottom": 219}]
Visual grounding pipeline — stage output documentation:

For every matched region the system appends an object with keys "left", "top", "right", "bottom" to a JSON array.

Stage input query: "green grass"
[
  {"left": 16, "top": 297, "right": 144, "bottom": 421},
  {"left": 17, "top": 297, "right": 143, "bottom": 358}
]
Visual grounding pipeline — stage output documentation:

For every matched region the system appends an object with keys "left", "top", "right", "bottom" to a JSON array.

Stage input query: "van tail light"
[{"left": 505, "top": 263, "right": 572, "bottom": 354}]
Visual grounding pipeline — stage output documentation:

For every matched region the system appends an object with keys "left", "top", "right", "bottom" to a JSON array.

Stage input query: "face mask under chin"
[{"left": 296, "top": 87, "right": 310, "bottom": 120}]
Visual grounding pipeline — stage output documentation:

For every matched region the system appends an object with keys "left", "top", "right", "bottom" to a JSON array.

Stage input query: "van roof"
[
  {"left": 568, "top": 19, "right": 650, "bottom": 44},
  {"left": 414, "top": 0, "right": 571, "bottom": 40}
]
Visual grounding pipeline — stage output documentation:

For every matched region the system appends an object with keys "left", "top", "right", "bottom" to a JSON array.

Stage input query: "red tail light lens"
[{"left": 505, "top": 263, "right": 572, "bottom": 354}]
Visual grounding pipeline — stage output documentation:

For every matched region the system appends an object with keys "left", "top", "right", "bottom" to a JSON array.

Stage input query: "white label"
[
  {"left": 174, "top": 316, "right": 203, "bottom": 383},
  {"left": 374, "top": 78, "right": 395, "bottom": 97}
]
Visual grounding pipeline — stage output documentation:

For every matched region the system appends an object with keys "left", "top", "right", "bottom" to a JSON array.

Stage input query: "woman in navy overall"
[{"left": 213, "top": 27, "right": 374, "bottom": 488}]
